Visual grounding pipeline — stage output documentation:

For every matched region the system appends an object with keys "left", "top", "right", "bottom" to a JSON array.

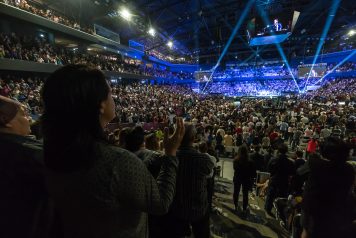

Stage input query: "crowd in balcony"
[
  {"left": 0, "top": 32, "right": 195, "bottom": 80},
  {"left": 1, "top": 0, "right": 94, "bottom": 34},
  {"left": 146, "top": 49, "right": 195, "bottom": 64},
  {"left": 1, "top": 0, "right": 199, "bottom": 65}
]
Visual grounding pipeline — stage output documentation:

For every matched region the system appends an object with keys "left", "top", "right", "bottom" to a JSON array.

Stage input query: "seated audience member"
[
  {"left": 41, "top": 65, "right": 185, "bottom": 238},
  {"left": 302, "top": 137, "right": 355, "bottom": 238},
  {"left": 0, "top": 96, "right": 55, "bottom": 238},
  {"left": 162, "top": 123, "right": 215, "bottom": 238}
]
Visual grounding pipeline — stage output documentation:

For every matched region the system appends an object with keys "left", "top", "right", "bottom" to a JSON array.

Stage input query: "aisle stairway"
[{"left": 210, "top": 160, "right": 290, "bottom": 238}]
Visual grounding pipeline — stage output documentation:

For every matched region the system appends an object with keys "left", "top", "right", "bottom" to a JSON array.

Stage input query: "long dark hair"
[
  {"left": 235, "top": 144, "right": 249, "bottom": 163},
  {"left": 42, "top": 65, "right": 109, "bottom": 172}
]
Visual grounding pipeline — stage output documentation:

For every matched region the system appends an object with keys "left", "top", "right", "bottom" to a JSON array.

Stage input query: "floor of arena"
[{"left": 211, "top": 159, "right": 288, "bottom": 238}]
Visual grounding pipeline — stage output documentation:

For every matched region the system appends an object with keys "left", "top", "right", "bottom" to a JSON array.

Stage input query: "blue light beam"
[
  {"left": 311, "top": 50, "right": 356, "bottom": 86},
  {"left": 304, "top": 0, "right": 341, "bottom": 90},
  {"left": 201, "top": 0, "right": 255, "bottom": 93}
]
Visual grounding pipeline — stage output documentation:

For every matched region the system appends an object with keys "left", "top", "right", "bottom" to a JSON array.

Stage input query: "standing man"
[
  {"left": 165, "top": 123, "right": 215, "bottom": 238},
  {"left": 265, "top": 143, "right": 295, "bottom": 217}
]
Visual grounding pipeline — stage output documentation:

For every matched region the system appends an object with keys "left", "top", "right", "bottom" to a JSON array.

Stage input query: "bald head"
[
  {"left": 0, "top": 96, "right": 31, "bottom": 136},
  {"left": 0, "top": 96, "right": 21, "bottom": 127}
]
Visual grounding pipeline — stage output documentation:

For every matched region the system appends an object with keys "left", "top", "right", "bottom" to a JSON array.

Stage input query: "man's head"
[
  {"left": 0, "top": 95, "right": 31, "bottom": 136},
  {"left": 125, "top": 126, "right": 145, "bottom": 152},
  {"left": 181, "top": 123, "right": 197, "bottom": 146},
  {"left": 295, "top": 150, "right": 303, "bottom": 159},
  {"left": 320, "top": 137, "right": 350, "bottom": 163},
  {"left": 198, "top": 141, "right": 208, "bottom": 153},
  {"left": 278, "top": 143, "right": 289, "bottom": 155},
  {"left": 274, "top": 19, "right": 278, "bottom": 24}
]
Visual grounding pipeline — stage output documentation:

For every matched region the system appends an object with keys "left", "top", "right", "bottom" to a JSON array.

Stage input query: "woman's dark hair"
[
  {"left": 320, "top": 137, "right": 350, "bottom": 163},
  {"left": 235, "top": 144, "right": 249, "bottom": 162},
  {"left": 42, "top": 65, "right": 109, "bottom": 172},
  {"left": 125, "top": 126, "right": 145, "bottom": 152}
]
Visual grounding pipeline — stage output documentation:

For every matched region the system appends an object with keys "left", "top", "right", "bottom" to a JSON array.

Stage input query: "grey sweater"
[{"left": 46, "top": 142, "right": 178, "bottom": 238}]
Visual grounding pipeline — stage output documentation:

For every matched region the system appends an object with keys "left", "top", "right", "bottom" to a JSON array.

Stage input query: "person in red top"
[
  {"left": 235, "top": 127, "right": 243, "bottom": 135},
  {"left": 306, "top": 138, "right": 318, "bottom": 159},
  {"left": 269, "top": 130, "right": 279, "bottom": 142}
]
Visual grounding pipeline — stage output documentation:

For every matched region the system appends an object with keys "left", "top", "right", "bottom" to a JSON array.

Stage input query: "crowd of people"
[
  {"left": 1, "top": 0, "right": 94, "bottom": 34},
  {"left": 1, "top": 64, "right": 356, "bottom": 238},
  {"left": 214, "top": 64, "right": 297, "bottom": 79},
  {"left": 204, "top": 79, "right": 299, "bottom": 96},
  {"left": 1, "top": 1, "right": 356, "bottom": 238},
  {"left": 1, "top": 0, "right": 197, "bottom": 65},
  {"left": 146, "top": 49, "right": 195, "bottom": 64},
  {"left": 1, "top": 31, "right": 355, "bottom": 84},
  {"left": 0, "top": 32, "right": 194, "bottom": 80}
]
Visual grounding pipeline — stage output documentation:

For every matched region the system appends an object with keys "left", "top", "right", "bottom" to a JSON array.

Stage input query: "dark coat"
[{"left": 0, "top": 132, "right": 55, "bottom": 238}]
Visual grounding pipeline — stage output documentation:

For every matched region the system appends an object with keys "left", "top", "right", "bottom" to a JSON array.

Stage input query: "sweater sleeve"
[{"left": 111, "top": 149, "right": 178, "bottom": 215}]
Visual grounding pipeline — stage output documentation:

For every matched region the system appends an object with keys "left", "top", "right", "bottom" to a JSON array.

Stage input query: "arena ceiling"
[{"left": 42, "top": 0, "right": 355, "bottom": 64}]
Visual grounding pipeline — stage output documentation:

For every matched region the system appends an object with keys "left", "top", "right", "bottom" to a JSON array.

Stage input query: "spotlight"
[
  {"left": 348, "top": 30, "right": 355, "bottom": 36},
  {"left": 39, "top": 33, "right": 45, "bottom": 38},
  {"left": 148, "top": 27, "right": 156, "bottom": 36},
  {"left": 119, "top": 8, "right": 132, "bottom": 21},
  {"left": 167, "top": 41, "right": 173, "bottom": 48}
]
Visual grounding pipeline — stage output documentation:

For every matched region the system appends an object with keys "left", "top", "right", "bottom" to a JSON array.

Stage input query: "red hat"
[{"left": 0, "top": 96, "right": 21, "bottom": 126}]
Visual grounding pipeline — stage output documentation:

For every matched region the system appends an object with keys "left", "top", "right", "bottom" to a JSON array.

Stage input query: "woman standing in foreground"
[
  {"left": 41, "top": 65, "right": 185, "bottom": 238},
  {"left": 233, "top": 144, "right": 256, "bottom": 212}
]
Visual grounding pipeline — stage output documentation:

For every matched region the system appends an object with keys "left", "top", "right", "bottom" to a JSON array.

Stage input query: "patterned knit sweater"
[{"left": 46, "top": 142, "right": 178, "bottom": 238}]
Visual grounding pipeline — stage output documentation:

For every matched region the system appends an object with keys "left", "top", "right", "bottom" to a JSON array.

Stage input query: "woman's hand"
[{"left": 164, "top": 117, "right": 185, "bottom": 156}]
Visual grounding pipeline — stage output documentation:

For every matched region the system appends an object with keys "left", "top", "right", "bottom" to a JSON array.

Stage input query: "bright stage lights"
[
  {"left": 201, "top": 0, "right": 255, "bottom": 93},
  {"left": 304, "top": 0, "right": 340, "bottom": 90},
  {"left": 167, "top": 41, "right": 173, "bottom": 48},
  {"left": 348, "top": 30, "right": 355, "bottom": 36},
  {"left": 148, "top": 27, "right": 156, "bottom": 37},
  {"left": 119, "top": 8, "right": 132, "bottom": 21}
]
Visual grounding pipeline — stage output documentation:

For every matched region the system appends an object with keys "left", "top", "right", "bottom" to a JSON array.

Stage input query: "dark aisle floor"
[{"left": 210, "top": 160, "right": 290, "bottom": 238}]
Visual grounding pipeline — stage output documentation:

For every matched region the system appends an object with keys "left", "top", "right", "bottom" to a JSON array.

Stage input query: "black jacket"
[
  {"left": 233, "top": 158, "right": 256, "bottom": 188},
  {"left": 268, "top": 154, "right": 295, "bottom": 190},
  {"left": 302, "top": 156, "right": 355, "bottom": 238},
  {"left": 169, "top": 146, "right": 214, "bottom": 221},
  {"left": 0, "top": 132, "right": 55, "bottom": 238}
]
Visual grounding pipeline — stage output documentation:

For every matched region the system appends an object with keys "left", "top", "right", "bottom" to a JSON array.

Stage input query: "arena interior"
[{"left": 0, "top": 0, "right": 356, "bottom": 238}]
